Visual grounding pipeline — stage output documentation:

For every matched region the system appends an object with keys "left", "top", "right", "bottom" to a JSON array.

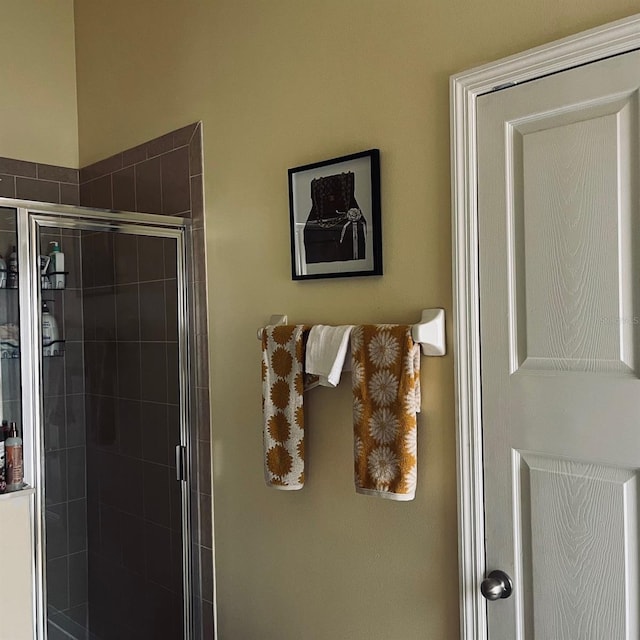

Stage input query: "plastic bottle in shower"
[
  {"left": 5, "top": 422, "right": 23, "bottom": 492},
  {"left": 7, "top": 246, "right": 17, "bottom": 289},
  {"left": 42, "top": 301, "right": 59, "bottom": 356},
  {"left": 48, "top": 241, "right": 65, "bottom": 289}
]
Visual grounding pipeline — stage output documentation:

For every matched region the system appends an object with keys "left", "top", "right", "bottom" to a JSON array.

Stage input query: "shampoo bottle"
[
  {"left": 48, "top": 241, "right": 65, "bottom": 289},
  {"left": 5, "top": 422, "right": 23, "bottom": 492},
  {"left": 42, "top": 301, "right": 59, "bottom": 356}
]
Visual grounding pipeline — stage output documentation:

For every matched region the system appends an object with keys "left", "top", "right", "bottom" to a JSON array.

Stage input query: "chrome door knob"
[{"left": 480, "top": 570, "right": 513, "bottom": 601}]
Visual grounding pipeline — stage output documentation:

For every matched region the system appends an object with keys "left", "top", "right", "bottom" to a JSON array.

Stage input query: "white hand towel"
[{"left": 305, "top": 325, "right": 354, "bottom": 387}]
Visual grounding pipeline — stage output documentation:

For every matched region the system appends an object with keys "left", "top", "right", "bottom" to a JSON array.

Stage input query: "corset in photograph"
[{"left": 303, "top": 172, "right": 366, "bottom": 264}]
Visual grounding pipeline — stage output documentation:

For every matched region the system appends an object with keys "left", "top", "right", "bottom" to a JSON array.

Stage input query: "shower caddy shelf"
[
  {"left": 0, "top": 274, "right": 68, "bottom": 358},
  {"left": 0, "top": 340, "right": 65, "bottom": 360},
  {"left": 0, "top": 269, "right": 69, "bottom": 291}
]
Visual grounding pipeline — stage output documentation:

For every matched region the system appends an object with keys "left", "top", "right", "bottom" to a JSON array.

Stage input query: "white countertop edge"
[{"left": 0, "top": 486, "right": 35, "bottom": 501}]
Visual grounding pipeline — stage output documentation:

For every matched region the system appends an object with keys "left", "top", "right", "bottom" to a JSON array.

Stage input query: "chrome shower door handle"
[
  {"left": 175, "top": 444, "right": 186, "bottom": 481},
  {"left": 480, "top": 570, "right": 513, "bottom": 601}
]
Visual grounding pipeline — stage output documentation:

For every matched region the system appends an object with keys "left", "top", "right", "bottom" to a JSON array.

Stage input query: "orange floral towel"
[
  {"left": 262, "top": 325, "right": 310, "bottom": 489},
  {"left": 351, "top": 325, "right": 421, "bottom": 501}
]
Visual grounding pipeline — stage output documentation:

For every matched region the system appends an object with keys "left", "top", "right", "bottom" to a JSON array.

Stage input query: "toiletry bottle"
[
  {"left": 0, "top": 421, "right": 5, "bottom": 494},
  {"left": 0, "top": 254, "right": 6, "bottom": 289},
  {"left": 40, "top": 255, "right": 50, "bottom": 289},
  {"left": 7, "top": 245, "right": 17, "bottom": 289},
  {"left": 48, "top": 241, "right": 65, "bottom": 289},
  {"left": 5, "top": 422, "right": 23, "bottom": 492},
  {"left": 42, "top": 301, "right": 59, "bottom": 356}
]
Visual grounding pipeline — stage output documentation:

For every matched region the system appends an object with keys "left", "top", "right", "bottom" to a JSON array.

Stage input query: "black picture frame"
[{"left": 288, "top": 149, "right": 382, "bottom": 280}]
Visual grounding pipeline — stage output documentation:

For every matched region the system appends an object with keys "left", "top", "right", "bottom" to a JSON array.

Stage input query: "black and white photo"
[{"left": 288, "top": 149, "right": 382, "bottom": 280}]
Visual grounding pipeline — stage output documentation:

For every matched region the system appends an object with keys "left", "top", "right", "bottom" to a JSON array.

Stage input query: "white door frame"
[{"left": 451, "top": 12, "right": 640, "bottom": 640}]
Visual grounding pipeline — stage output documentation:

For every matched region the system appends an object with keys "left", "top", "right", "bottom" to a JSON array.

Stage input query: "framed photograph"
[{"left": 288, "top": 149, "right": 382, "bottom": 280}]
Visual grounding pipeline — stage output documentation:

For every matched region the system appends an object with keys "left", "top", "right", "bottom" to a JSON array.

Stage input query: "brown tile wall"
[
  {"left": 82, "top": 230, "right": 184, "bottom": 639},
  {"left": 80, "top": 122, "right": 213, "bottom": 639},
  {"left": 0, "top": 158, "right": 79, "bottom": 206},
  {"left": 78, "top": 122, "right": 202, "bottom": 223}
]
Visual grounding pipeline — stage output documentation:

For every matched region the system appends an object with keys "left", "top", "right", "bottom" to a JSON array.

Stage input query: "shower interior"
[{"left": 0, "top": 207, "right": 191, "bottom": 639}]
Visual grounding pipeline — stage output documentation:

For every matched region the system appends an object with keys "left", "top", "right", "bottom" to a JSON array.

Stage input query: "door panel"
[
  {"left": 478, "top": 49, "right": 640, "bottom": 639},
  {"left": 514, "top": 102, "right": 636, "bottom": 373},
  {"left": 517, "top": 453, "right": 637, "bottom": 638}
]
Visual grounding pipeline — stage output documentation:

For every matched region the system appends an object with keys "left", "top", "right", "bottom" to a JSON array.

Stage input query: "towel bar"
[{"left": 257, "top": 308, "right": 446, "bottom": 356}]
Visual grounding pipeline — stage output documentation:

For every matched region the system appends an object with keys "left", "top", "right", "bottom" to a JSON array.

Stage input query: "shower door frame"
[{"left": 4, "top": 199, "right": 195, "bottom": 640}]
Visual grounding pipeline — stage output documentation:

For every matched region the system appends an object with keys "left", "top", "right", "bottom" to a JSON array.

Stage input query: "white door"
[{"left": 478, "top": 49, "right": 640, "bottom": 639}]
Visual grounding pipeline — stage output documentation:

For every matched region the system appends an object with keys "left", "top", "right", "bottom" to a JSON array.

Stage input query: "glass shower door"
[
  {"left": 0, "top": 207, "right": 22, "bottom": 451},
  {"left": 34, "top": 218, "right": 189, "bottom": 640}
]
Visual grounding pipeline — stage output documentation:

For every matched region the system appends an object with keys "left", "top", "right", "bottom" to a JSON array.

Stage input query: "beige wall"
[
  {"left": 1, "top": 0, "right": 78, "bottom": 167},
  {"left": 74, "top": 1, "right": 640, "bottom": 638},
  {"left": 0, "top": 4, "right": 77, "bottom": 637}
]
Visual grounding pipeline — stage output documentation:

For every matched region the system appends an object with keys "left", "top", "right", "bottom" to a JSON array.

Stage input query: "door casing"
[{"left": 451, "top": 12, "right": 640, "bottom": 640}]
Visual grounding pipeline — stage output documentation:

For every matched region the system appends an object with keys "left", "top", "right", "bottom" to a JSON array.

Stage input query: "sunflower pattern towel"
[
  {"left": 351, "top": 324, "right": 421, "bottom": 501},
  {"left": 262, "top": 325, "right": 311, "bottom": 490}
]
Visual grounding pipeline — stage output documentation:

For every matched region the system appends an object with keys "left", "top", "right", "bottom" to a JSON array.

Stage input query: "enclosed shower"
[{"left": 0, "top": 202, "right": 201, "bottom": 639}]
